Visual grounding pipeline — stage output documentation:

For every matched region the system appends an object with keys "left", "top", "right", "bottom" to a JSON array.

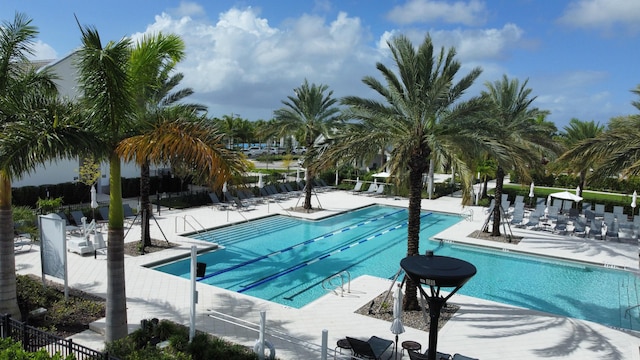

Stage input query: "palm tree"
[
  {"left": 117, "top": 107, "right": 247, "bottom": 197},
  {"left": 481, "top": 75, "right": 558, "bottom": 236},
  {"left": 0, "top": 13, "right": 99, "bottom": 319},
  {"left": 128, "top": 33, "right": 206, "bottom": 250},
  {"left": 272, "top": 79, "right": 342, "bottom": 209},
  {"left": 331, "top": 34, "right": 485, "bottom": 310},
  {"left": 558, "top": 86, "right": 640, "bottom": 183},
  {"left": 75, "top": 22, "right": 133, "bottom": 341},
  {"left": 554, "top": 118, "right": 604, "bottom": 198}
]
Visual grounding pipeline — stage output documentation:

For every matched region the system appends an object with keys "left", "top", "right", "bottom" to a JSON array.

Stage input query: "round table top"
[
  {"left": 401, "top": 253, "right": 476, "bottom": 288},
  {"left": 401, "top": 340, "right": 421, "bottom": 350}
]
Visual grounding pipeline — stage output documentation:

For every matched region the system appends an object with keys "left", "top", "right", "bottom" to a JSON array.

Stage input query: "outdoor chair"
[
  {"left": 361, "top": 183, "right": 378, "bottom": 195},
  {"left": 554, "top": 214, "right": 568, "bottom": 234},
  {"left": 567, "top": 207, "right": 579, "bottom": 219},
  {"left": 452, "top": 354, "right": 478, "bottom": 360},
  {"left": 588, "top": 220, "right": 604, "bottom": 239},
  {"left": 408, "top": 349, "right": 451, "bottom": 360},
  {"left": 346, "top": 336, "right": 393, "bottom": 360},
  {"left": 594, "top": 204, "right": 605, "bottom": 218},
  {"left": 233, "top": 197, "right": 255, "bottom": 211},
  {"left": 70, "top": 210, "right": 86, "bottom": 226},
  {"left": 368, "top": 184, "right": 386, "bottom": 197},
  {"left": 510, "top": 210, "right": 525, "bottom": 227},
  {"left": 123, "top": 204, "right": 137, "bottom": 223},
  {"left": 98, "top": 207, "right": 109, "bottom": 222},
  {"left": 572, "top": 218, "right": 587, "bottom": 237},
  {"left": 56, "top": 211, "right": 81, "bottom": 234},
  {"left": 208, "top": 193, "right": 229, "bottom": 210},
  {"left": 352, "top": 181, "right": 364, "bottom": 194},
  {"left": 514, "top": 195, "right": 524, "bottom": 205},
  {"left": 284, "top": 183, "right": 302, "bottom": 196},
  {"left": 14, "top": 233, "right": 32, "bottom": 253}
]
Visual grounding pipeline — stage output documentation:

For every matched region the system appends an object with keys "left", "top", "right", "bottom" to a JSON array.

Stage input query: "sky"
[{"left": 2, "top": 0, "right": 640, "bottom": 130}]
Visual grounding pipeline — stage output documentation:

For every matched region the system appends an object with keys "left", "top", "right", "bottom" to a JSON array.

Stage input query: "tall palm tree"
[
  {"left": 0, "top": 13, "right": 99, "bottom": 319},
  {"left": 331, "top": 34, "right": 486, "bottom": 310},
  {"left": 128, "top": 33, "right": 205, "bottom": 250},
  {"left": 75, "top": 22, "right": 133, "bottom": 341},
  {"left": 272, "top": 79, "right": 342, "bottom": 209},
  {"left": 554, "top": 118, "right": 604, "bottom": 197},
  {"left": 481, "top": 75, "right": 558, "bottom": 236},
  {"left": 558, "top": 87, "right": 640, "bottom": 183}
]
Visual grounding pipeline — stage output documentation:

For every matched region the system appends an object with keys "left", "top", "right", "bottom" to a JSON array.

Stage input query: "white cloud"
[
  {"left": 135, "top": 8, "right": 376, "bottom": 119},
  {"left": 169, "top": 1, "right": 206, "bottom": 18},
  {"left": 559, "top": 0, "right": 640, "bottom": 32},
  {"left": 29, "top": 40, "right": 58, "bottom": 60},
  {"left": 387, "top": 0, "right": 487, "bottom": 26},
  {"left": 376, "top": 24, "right": 523, "bottom": 63}
]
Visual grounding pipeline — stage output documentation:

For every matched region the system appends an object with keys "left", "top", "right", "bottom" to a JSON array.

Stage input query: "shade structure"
[
  {"left": 549, "top": 191, "right": 583, "bottom": 211},
  {"left": 390, "top": 284, "right": 405, "bottom": 360},
  {"left": 372, "top": 171, "right": 391, "bottom": 178},
  {"left": 529, "top": 182, "right": 535, "bottom": 198},
  {"left": 400, "top": 252, "right": 476, "bottom": 360}
]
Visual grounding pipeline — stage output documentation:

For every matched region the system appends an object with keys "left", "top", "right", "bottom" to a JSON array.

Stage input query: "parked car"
[
  {"left": 268, "top": 147, "right": 287, "bottom": 155},
  {"left": 292, "top": 146, "right": 307, "bottom": 155},
  {"left": 243, "top": 146, "right": 266, "bottom": 157}
]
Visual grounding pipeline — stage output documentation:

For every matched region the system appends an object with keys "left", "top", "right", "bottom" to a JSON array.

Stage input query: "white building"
[{"left": 14, "top": 52, "right": 145, "bottom": 192}]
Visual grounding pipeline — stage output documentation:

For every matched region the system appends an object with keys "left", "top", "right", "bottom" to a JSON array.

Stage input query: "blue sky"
[{"left": 2, "top": 0, "right": 640, "bottom": 130}]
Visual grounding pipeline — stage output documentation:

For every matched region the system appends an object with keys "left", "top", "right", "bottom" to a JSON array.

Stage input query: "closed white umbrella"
[
  {"left": 632, "top": 191, "right": 637, "bottom": 215},
  {"left": 258, "top": 174, "right": 264, "bottom": 188},
  {"left": 296, "top": 167, "right": 300, "bottom": 182},
  {"left": 529, "top": 182, "right": 534, "bottom": 198},
  {"left": 222, "top": 182, "right": 227, "bottom": 193},
  {"left": 90, "top": 185, "right": 98, "bottom": 223},
  {"left": 576, "top": 186, "right": 580, "bottom": 196},
  {"left": 335, "top": 169, "right": 339, "bottom": 186},
  {"left": 390, "top": 284, "right": 405, "bottom": 360}
]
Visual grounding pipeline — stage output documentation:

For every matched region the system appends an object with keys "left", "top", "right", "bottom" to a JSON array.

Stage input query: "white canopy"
[
  {"left": 549, "top": 191, "right": 583, "bottom": 202},
  {"left": 372, "top": 171, "right": 391, "bottom": 178}
]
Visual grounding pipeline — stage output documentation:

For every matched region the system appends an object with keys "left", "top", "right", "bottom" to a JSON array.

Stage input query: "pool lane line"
[
  {"left": 237, "top": 212, "right": 432, "bottom": 293},
  {"left": 198, "top": 208, "right": 407, "bottom": 281}
]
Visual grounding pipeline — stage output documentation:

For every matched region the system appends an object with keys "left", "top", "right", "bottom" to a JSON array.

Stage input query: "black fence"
[{"left": 0, "top": 314, "right": 118, "bottom": 360}]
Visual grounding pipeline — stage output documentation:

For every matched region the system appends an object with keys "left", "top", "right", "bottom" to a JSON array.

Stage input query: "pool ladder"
[{"left": 321, "top": 271, "right": 351, "bottom": 297}]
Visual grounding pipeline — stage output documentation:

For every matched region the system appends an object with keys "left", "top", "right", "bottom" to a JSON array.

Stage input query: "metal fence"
[{"left": 0, "top": 313, "right": 118, "bottom": 360}]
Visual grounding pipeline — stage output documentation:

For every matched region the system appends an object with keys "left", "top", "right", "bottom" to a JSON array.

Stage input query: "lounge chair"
[
  {"left": 368, "top": 184, "right": 385, "bottom": 197},
  {"left": 98, "top": 207, "right": 109, "bottom": 222},
  {"left": 233, "top": 197, "right": 255, "bottom": 211},
  {"left": 594, "top": 203, "right": 605, "bottom": 218},
  {"left": 408, "top": 349, "right": 451, "bottom": 360},
  {"left": 352, "top": 181, "right": 364, "bottom": 194},
  {"left": 346, "top": 336, "right": 393, "bottom": 360},
  {"left": 208, "top": 192, "right": 228, "bottom": 210},
  {"left": 361, "top": 183, "right": 378, "bottom": 195},
  {"left": 572, "top": 218, "right": 587, "bottom": 237},
  {"left": 123, "top": 204, "right": 137, "bottom": 223},
  {"left": 70, "top": 210, "right": 86, "bottom": 226},
  {"left": 452, "top": 354, "right": 478, "bottom": 360},
  {"left": 56, "top": 211, "right": 81, "bottom": 234},
  {"left": 14, "top": 233, "right": 32, "bottom": 253}
]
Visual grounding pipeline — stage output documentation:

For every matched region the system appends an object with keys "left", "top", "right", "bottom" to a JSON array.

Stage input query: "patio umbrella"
[
  {"left": 90, "top": 185, "right": 98, "bottom": 223},
  {"left": 257, "top": 174, "right": 264, "bottom": 188},
  {"left": 390, "top": 284, "right": 405, "bottom": 360},
  {"left": 296, "top": 167, "right": 300, "bottom": 182},
  {"left": 335, "top": 169, "right": 339, "bottom": 186},
  {"left": 528, "top": 182, "right": 535, "bottom": 198},
  {"left": 632, "top": 191, "right": 637, "bottom": 215},
  {"left": 576, "top": 186, "right": 580, "bottom": 196},
  {"left": 222, "top": 182, "right": 227, "bottom": 193},
  {"left": 549, "top": 191, "right": 583, "bottom": 212}
]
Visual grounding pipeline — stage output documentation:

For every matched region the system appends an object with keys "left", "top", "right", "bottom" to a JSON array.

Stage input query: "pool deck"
[{"left": 14, "top": 188, "right": 640, "bottom": 359}]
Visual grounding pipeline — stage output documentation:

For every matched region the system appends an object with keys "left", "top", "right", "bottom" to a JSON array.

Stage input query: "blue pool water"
[{"left": 152, "top": 205, "right": 640, "bottom": 331}]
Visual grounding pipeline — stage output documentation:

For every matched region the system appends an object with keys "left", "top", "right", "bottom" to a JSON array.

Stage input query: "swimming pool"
[{"left": 151, "top": 204, "right": 640, "bottom": 331}]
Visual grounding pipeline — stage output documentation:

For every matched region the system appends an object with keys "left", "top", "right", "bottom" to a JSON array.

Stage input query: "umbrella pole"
[{"left": 395, "top": 334, "right": 399, "bottom": 360}]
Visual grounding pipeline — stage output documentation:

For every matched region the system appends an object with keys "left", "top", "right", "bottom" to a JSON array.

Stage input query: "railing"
[
  {"left": 0, "top": 313, "right": 118, "bottom": 360},
  {"left": 175, "top": 214, "right": 208, "bottom": 234},
  {"left": 321, "top": 271, "right": 351, "bottom": 297}
]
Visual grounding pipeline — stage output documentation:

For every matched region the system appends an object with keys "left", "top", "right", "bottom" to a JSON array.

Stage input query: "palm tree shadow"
[{"left": 451, "top": 301, "right": 639, "bottom": 359}]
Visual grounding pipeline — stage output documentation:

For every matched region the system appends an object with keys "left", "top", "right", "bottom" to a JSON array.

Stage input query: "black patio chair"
[{"left": 346, "top": 336, "right": 393, "bottom": 360}]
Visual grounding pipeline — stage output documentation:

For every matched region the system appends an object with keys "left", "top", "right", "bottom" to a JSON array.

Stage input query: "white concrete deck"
[{"left": 14, "top": 189, "right": 640, "bottom": 360}]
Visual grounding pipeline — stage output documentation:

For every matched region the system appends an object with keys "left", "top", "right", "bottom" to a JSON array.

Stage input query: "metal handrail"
[{"left": 321, "top": 271, "right": 351, "bottom": 297}]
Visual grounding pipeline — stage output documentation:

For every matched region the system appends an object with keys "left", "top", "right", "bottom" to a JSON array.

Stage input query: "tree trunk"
[
  {"left": 403, "top": 165, "right": 426, "bottom": 311},
  {"left": 303, "top": 170, "right": 313, "bottom": 209},
  {"left": 106, "top": 154, "right": 128, "bottom": 342},
  {"left": 0, "top": 171, "right": 20, "bottom": 319},
  {"left": 482, "top": 176, "right": 488, "bottom": 198},
  {"left": 491, "top": 166, "right": 505, "bottom": 236},
  {"left": 140, "top": 162, "right": 151, "bottom": 249}
]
